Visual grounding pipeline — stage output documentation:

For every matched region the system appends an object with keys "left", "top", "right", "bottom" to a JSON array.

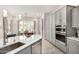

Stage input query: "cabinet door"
[
  {"left": 51, "top": 14, "right": 56, "bottom": 44},
  {"left": 44, "top": 13, "right": 50, "bottom": 41},
  {"left": 55, "top": 11, "right": 61, "bottom": 25},
  {"left": 55, "top": 7, "right": 66, "bottom": 26},
  {"left": 67, "top": 39, "right": 79, "bottom": 54},
  {"left": 46, "top": 14, "right": 51, "bottom": 42},
  {"left": 56, "top": 40, "right": 66, "bottom": 53},
  {"left": 72, "top": 7, "right": 79, "bottom": 27},
  {"left": 44, "top": 14, "right": 48, "bottom": 40},
  {"left": 16, "top": 46, "right": 32, "bottom": 54},
  {"left": 60, "top": 7, "right": 66, "bottom": 25}
]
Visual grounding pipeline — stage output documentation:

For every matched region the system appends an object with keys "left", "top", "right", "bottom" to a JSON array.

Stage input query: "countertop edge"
[{"left": 5, "top": 35, "right": 42, "bottom": 54}]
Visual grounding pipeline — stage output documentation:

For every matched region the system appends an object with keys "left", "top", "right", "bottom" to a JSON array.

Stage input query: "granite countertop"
[
  {"left": 0, "top": 34, "right": 42, "bottom": 54},
  {"left": 67, "top": 37, "right": 79, "bottom": 42}
]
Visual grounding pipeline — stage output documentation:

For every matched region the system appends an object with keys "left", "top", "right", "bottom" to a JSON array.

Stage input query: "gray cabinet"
[
  {"left": 72, "top": 7, "right": 79, "bottom": 27},
  {"left": 16, "top": 46, "right": 32, "bottom": 54},
  {"left": 44, "top": 13, "right": 56, "bottom": 45},
  {"left": 44, "top": 6, "right": 67, "bottom": 45},
  {"left": 55, "top": 7, "right": 66, "bottom": 26},
  {"left": 67, "top": 38, "right": 79, "bottom": 54},
  {"left": 44, "top": 13, "right": 50, "bottom": 41},
  {"left": 60, "top": 7, "right": 66, "bottom": 25},
  {"left": 55, "top": 11, "right": 61, "bottom": 25},
  {"left": 50, "top": 14, "right": 56, "bottom": 44},
  {"left": 47, "top": 14, "right": 51, "bottom": 42},
  {"left": 55, "top": 7, "right": 67, "bottom": 53},
  {"left": 56, "top": 40, "right": 66, "bottom": 53}
]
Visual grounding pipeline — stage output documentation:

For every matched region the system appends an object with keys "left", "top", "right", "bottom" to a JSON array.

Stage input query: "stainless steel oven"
[
  {"left": 56, "top": 25, "right": 66, "bottom": 43},
  {"left": 56, "top": 33, "right": 65, "bottom": 43},
  {"left": 55, "top": 25, "right": 66, "bottom": 52}
]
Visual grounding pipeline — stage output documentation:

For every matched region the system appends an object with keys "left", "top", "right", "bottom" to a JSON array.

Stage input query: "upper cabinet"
[
  {"left": 55, "top": 7, "right": 66, "bottom": 26},
  {"left": 60, "top": 7, "right": 66, "bottom": 26},
  {"left": 72, "top": 7, "right": 79, "bottom": 27},
  {"left": 51, "top": 14, "right": 56, "bottom": 44},
  {"left": 55, "top": 10, "right": 61, "bottom": 25}
]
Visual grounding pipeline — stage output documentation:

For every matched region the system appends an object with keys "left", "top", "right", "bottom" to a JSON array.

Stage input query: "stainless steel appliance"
[
  {"left": 55, "top": 25, "right": 66, "bottom": 53},
  {"left": 56, "top": 25, "right": 66, "bottom": 43}
]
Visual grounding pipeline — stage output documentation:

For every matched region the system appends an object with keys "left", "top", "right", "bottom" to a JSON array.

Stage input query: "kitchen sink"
[{"left": 0, "top": 42, "right": 25, "bottom": 54}]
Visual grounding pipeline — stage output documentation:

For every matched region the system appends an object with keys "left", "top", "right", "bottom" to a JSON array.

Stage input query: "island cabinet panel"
[{"left": 16, "top": 46, "right": 32, "bottom": 54}]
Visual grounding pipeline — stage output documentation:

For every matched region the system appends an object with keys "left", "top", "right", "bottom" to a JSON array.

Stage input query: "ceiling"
[{"left": 0, "top": 5, "right": 62, "bottom": 18}]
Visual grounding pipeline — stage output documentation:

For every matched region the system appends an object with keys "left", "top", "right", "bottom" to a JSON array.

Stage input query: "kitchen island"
[{"left": 0, "top": 34, "right": 42, "bottom": 54}]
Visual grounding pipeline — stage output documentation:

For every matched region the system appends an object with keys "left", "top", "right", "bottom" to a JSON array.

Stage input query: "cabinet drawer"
[{"left": 56, "top": 40, "right": 66, "bottom": 53}]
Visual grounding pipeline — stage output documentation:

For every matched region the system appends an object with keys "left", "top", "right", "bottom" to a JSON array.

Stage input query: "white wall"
[
  {"left": 34, "top": 15, "right": 44, "bottom": 38},
  {"left": 11, "top": 18, "right": 18, "bottom": 34}
]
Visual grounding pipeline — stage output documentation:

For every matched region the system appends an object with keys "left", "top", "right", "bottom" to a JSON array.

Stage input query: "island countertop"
[
  {"left": 0, "top": 34, "right": 42, "bottom": 54},
  {"left": 67, "top": 37, "right": 79, "bottom": 42}
]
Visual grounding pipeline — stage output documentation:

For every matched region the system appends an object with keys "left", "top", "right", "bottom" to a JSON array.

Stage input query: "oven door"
[
  {"left": 56, "top": 34, "right": 66, "bottom": 43},
  {"left": 56, "top": 33, "right": 66, "bottom": 53}
]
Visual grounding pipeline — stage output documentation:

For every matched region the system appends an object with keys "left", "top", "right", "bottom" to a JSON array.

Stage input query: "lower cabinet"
[
  {"left": 56, "top": 40, "right": 66, "bottom": 53},
  {"left": 67, "top": 38, "right": 79, "bottom": 54},
  {"left": 16, "top": 46, "right": 32, "bottom": 54}
]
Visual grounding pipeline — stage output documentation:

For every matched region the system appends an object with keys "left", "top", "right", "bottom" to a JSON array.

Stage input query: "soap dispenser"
[
  {"left": 75, "top": 31, "right": 78, "bottom": 38},
  {"left": 75, "top": 28, "right": 78, "bottom": 38}
]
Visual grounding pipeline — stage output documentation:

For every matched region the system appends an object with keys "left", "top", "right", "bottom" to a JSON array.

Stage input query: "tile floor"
[{"left": 32, "top": 39, "right": 64, "bottom": 54}]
